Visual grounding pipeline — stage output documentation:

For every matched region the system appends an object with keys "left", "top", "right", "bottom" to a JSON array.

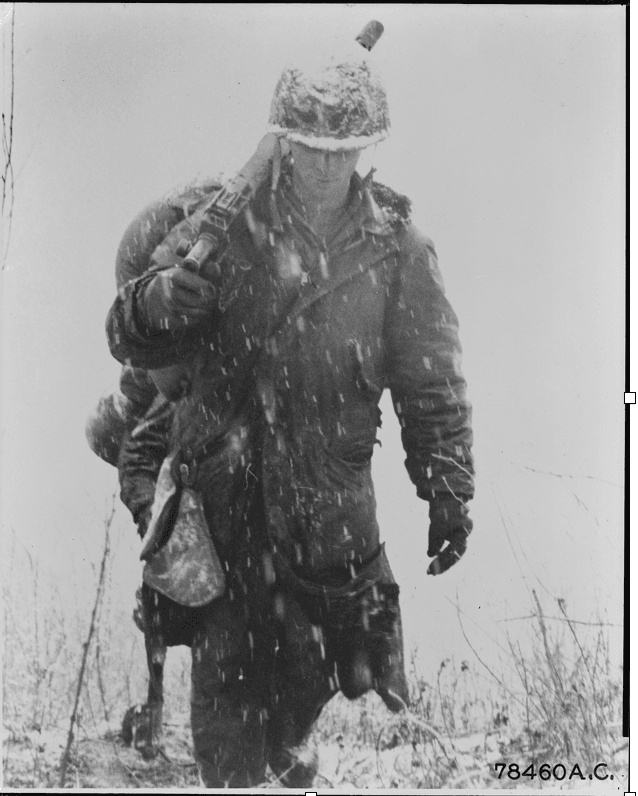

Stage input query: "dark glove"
[
  {"left": 427, "top": 499, "right": 473, "bottom": 575},
  {"left": 135, "top": 505, "right": 153, "bottom": 541},
  {"left": 137, "top": 267, "right": 217, "bottom": 330}
]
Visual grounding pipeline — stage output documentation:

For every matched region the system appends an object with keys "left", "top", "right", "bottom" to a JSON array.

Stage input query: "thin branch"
[
  {"left": 95, "top": 638, "right": 110, "bottom": 724},
  {"left": 2, "top": 5, "right": 16, "bottom": 268},
  {"left": 496, "top": 615, "right": 622, "bottom": 628},
  {"left": 315, "top": 772, "right": 337, "bottom": 788},
  {"left": 491, "top": 480, "right": 556, "bottom": 600},
  {"left": 59, "top": 501, "right": 115, "bottom": 788},
  {"left": 436, "top": 665, "right": 455, "bottom": 746},
  {"left": 9, "top": 5, "right": 14, "bottom": 173},
  {"left": 491, "top": 482, "right": 530, "bottom": 592},
  {"left": 451, "top": 592, "right": 545, "bottom": 722},
  {"left": 399, "top": 706, "right": 471, "bottom": 778},
  {"left": 374, "top": 726, "right": 387, "bottom": 789},
  {"left": 532, "top": 590, "right": 563, "bottom": 698},
  {"left": 85, "top": 670, "right": 144, "bottom": 788},
  {"left": 443, "top": 595, "right": 536, "bottom": 673},
  {"left": 509, "top": 460, "right": 622, "bottom": 489},
  {"left": 557, "top": 598, "right": 604, "bottom": 739}
]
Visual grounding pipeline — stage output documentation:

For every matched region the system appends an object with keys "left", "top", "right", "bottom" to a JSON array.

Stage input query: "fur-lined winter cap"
[{"left": 267, "top": 59, "right": 390, "bottom": 151}]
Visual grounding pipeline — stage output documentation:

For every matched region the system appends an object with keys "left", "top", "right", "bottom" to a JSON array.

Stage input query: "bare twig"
[
  {"left": 2, "top": 4, "right": 15, "bottom": 268},
  {"left": 58, "top": 501, "right": 115, "bottom": 788},
  {"left": 492, "top": 480, "right": 558, "bottom": 600},
  {"left": 94, "top": 555, "right": 115, "bottom": 725},
  {"left": 400, "top": 710, "right": 459, "bottom": 761},
  {"left": 451, "top": 594, "right": 545, "bottom": 723},
  {"left": 374, "top": 726, "right": 387, "bottom": 788},
  {"left": 95, "top": 638, "right": 111, "bottom": 723},
  {"left": 436, "top": 664, "right": 455, "bottom": 744},
  {"left": 496, "top": 614, "right": 622, "bottom": 627},
  {"left": 532, "top": 590, "right": 563, "bottom": 698},
  {"left": 517, "top": 642, "right": 534, "bottom": 753},
  {"left": 315, "top": 771, "right": 336, "bottom": 787},
  {"left": 381, "top": 691, "right": 469, "bottom": 777},
  {"left": 508, "top": 461, "right": 622, "bottom": 488},
  {"left": 557, "top": 598, "right": 604, "bottom": 741},
  {"left": 82, "top": 670, "right": 145, "bottom": 787}
]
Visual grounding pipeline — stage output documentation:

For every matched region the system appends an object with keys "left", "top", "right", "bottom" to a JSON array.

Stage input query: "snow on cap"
[{"left": 267, "top": 57, "right": 390, "bottom": 151}]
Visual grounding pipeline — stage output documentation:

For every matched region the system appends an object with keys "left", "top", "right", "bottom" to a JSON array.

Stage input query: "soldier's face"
[{"left": 290, "top": 142, "right": 360, "bottom": 199}]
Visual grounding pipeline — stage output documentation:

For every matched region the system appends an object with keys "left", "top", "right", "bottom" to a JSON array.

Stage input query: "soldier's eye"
[
  {"left": 326, "top": 107, "right": 348, "bottom": 133},
  {"left": 293, "top": 107, "right": 318, "bottom": 128}
]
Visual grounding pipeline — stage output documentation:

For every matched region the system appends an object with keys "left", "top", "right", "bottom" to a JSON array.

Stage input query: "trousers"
[
  {"left": 189, "top": 451, "right": 408, "bottom": 788},
  {"left": 190, "top": 564, "right": 407, "bottom": 788}
]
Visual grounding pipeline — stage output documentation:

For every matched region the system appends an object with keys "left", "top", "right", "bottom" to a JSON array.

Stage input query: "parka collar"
[
  {"left": 357, "top": 169, "right": 397, "bottom": 238},
  {"left": 275, "top": 157, "right": 396, "bottom": 243}
]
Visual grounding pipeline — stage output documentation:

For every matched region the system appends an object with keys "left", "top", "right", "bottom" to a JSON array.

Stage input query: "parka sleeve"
[
  {"left": 115, "top": 200, "right": 185, "bottom": 289},
  {"left": 107, "top": 188, "right": 218, "bottom": 369},
  {"left": 117, "top": 395, "right": 173, "bottom": 523},
  {"left": 385, "top": 225, "right": 474, "bottom": 502},
  {"left": 106, "top": 272, "right": 204, "bottom": 369},
  {"left": 119, "top": 365, "right": 158, "bottom": 416}
]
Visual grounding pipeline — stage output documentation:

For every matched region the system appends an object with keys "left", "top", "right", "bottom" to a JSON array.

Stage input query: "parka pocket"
[
  {"left": 349, "top": 339, "right": 384, "bottom": 401},
  {"left": 334, "top": 435, "right": 378, "bottom": 471}
]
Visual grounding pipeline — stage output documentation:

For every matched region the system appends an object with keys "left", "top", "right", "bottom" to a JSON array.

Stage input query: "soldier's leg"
[
  {"left": 190, "top": 597, "right": 274, "bottom": 788},
  {"left": 266, "top": 593, "right": 335, "bottom": 788}
]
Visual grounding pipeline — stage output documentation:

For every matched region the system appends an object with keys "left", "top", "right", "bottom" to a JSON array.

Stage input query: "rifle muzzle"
[{"left": 182, "top": 233, "right": 220, "bottom": 273}]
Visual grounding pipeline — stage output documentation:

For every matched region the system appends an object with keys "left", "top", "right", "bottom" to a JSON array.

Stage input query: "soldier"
[{"left": 106, "top": 53, "right": 474, "bottom": 788}]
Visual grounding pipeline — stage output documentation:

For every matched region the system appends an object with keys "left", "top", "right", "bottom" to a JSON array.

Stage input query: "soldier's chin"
[{"left": 312, "top": 177, "right": 339, "bottom": 191}]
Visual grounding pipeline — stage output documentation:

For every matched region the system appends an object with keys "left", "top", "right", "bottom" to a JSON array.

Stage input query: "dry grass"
[
  {"left": 2, "top": 522, "right": 626, "bottom": 790},
  {"left": 311, "top": 590, "right": 626, "bottom": 790}
]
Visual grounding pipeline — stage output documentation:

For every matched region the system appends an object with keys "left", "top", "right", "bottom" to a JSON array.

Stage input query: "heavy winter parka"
[{"left": 107, "top": 163, "right": 474, "bottom": 575}]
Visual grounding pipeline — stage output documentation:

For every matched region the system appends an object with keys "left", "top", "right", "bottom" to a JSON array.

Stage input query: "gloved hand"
[
  {"left": 427, "top": 499, "right": 473, "bottom": 575},
  {"left": 135, "top": 505, "right": 153, "bottom": 541},
  {"left": 137, "top": 267, "right": 217, "bottom": 330}
]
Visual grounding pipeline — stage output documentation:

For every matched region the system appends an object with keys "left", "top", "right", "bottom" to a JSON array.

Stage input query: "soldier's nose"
[{"left": 317, "top": 152, "right": 330, "bottom": 175}]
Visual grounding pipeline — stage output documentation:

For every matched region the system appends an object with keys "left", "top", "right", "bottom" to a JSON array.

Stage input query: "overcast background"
[{"left": 2, "top": 4, "right": 625, "bottom": 690}]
